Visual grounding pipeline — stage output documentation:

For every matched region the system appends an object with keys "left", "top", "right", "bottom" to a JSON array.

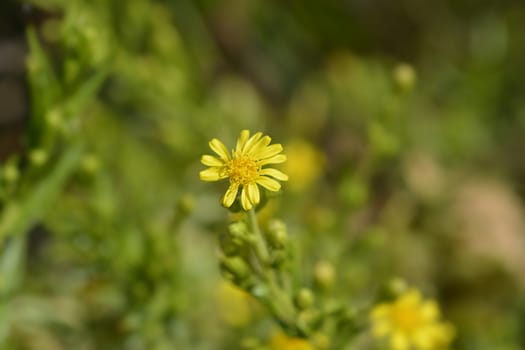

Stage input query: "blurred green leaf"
[{"left": 0, "top": 145, "right": 83, "bottom": 242}]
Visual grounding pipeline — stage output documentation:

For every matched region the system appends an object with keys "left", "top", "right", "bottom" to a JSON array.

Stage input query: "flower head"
[
  {"left": 281, "top": 139, "right": 325, "bottom": 193},
  {"left": 269, "top": 331, "right": 315, "bottom": 350},
  {"left": 200, "top": 130, "right": 288, "bottom": 210},
  {"left": 215, "top": 281, "right": 255, "bottom": 327},
  {"left": 370, "top": 289, "right": 455, "bottom": 350}
]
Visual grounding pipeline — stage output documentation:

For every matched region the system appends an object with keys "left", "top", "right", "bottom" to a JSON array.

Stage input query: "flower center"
[
  {"left": 391, "top": 305, "right": 422, "bottom": 333},
  {"left": 227, "top": 155, "right": 258, "bottom": 185}
]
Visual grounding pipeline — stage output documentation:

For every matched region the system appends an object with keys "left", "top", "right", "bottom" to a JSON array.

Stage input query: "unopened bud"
[
  {"left": 46, "top": 108, "right": 64, "bottom": 129},
  {"left": 393, "top": 63, "right": 416, "bottom": 91},
  {"left": 30, "top": 149, "right": 48, "bottom": 166},
  {"left": 295, "top": 288, "right": 314, "bottom": 310},
  {"left": 220, "top": 256, "right": 250, "bottom": 280},
  {"left": 313, "top": 261, "right": 335, "bottom": 290},
  {"left": 388, "top": 277, "right": 408, "bottom": 296},
  {"left": 219, "top": 233, "right": 242, "bottom": 257},
  {"left": 229, "top": 221, "right": 248, "bottom": 238},
  {"left": 3, "top": 164, "right": 19, "bottom": 183},
  {"left": 266, "top": 219, "right": 287, "bottom": 248}
]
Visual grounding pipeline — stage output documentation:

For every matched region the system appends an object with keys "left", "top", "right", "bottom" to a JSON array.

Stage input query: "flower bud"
[
  {"left": 46, "top": 108, "right": 64, "bottom": 129},
  {"left": 295, "top": 288, "right": 314, "bottom": 310},
  {"left": 229, "top": 221, "right": 248, "bottom": 238},
  {"left": 3, "top": 164, "right": 19, "bottom": 183},
  {"left": 220, "top": 256, "right": 250, "bottom": 280},
  {"left": 388, "top": 277, "right": 408, "bottom": 296},
  {"left": 313, "top": 260, "right": 335, "bottom": 290},
  {"left": 393, "top": 63, "right": 416, "bottom": 91},
  {"left": 266, "top": 219, "right": 287, "bottom": 248},
  {"left": 29, "top": 149, "right": 48, "bottom": 167},
  {"left": 219, "top": 233, "right": 242, "bottom": 257}
]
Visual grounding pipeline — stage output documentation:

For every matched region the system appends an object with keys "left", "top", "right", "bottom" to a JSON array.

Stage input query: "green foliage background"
[{"left": 0, "top": 0, "right": 525, "bottom": 349}]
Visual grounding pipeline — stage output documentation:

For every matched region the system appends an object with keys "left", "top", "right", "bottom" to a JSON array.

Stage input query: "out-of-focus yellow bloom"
[
  {"left": 200, "top": 130, "right": 288, "bottom": 211},
  {"left": 269, "top": 331, "right": 315, "bottom": 350},
  {"left": 370, "top": 289, "right": 455, "bottom": 350},
  {"left": 215, "top": 281, "right": 254, "bottom": 327},
  {"left": 281, "top": 139, "right": 324, "bottom": 193},
  {"left": 393, "top": 63, "right": 417, "bottom": 91}
]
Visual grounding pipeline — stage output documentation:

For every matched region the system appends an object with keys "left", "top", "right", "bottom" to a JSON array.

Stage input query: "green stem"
[
  {"left": 248, "top": 208, "right": 270, "bottom": 265},
  {"left": 246, "top": 208, "right": 297, "bottom": 330}
]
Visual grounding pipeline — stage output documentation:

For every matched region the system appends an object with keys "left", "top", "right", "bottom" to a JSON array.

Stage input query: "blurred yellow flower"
[
  {"left": 281, "top": 139, "right": 324, "bottom": 192},
  {"left": 269, "top": 331, "right": 315, "bottom": 350},
  {"left": 200, "top": 130, "right": 288, "bottom": 210},
  {"left": 370, "top": 289, "right": 455, "bottom": 350},
  {"left": 215, "top": 281, "right": 254, "bottom": 327}
]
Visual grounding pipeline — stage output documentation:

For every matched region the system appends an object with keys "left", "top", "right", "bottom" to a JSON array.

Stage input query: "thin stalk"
[{"left": 246, "top": 208, "right": 297, "bottom": 329}]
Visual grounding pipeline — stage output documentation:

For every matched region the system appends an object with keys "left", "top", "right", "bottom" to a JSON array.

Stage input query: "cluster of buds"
[
  {"left": 216, "top": 211, "right": 361, "bottom": 349},
  {"left": 218, "top": 218, "right": 291, "bottom": 290}
]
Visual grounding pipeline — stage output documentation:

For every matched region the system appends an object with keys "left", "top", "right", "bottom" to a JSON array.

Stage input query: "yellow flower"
[
  {"left": 281, "top": 139, "right": 324, "bottom": 193},
  {"left": 370, "top": 289, "right": 455, "bottom": 350},
  {"left": 200, "top": 130, "right": 288, "bottom": 210},
  {"left": 269, "top": 331, "right": 315, "bottom": 350},
  {"left": 215, "top": 281, "right": 255, "bottom": 327}
]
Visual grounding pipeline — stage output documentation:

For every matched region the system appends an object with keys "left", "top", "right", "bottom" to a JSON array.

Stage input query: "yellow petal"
[
  {"left": 398, "top": 289, "right": 422, "bottom": 307},
  {"left": 259, "top": 168, "right": 288, "bottom": 181},
  {"left": 201, "top": 155, "right": 225, "bottom": 167},
  {"left": 209, "top": 138, "right": 231, "bottom": 161},
  {"left": 200, "top": 168, "right": 224, "bottom": 181},
  {"left": 236, "top": 130, "right": 250, "bottom": 152},
  {"left": 372, "top": 320, "right": 391, "bottom": 337},
  {"left": 222, "top": 183, "right": 239, "bottom": 207},
  {"left": 240, "top": 186, "right": 253, "bottom": 210},
  {"left": 245, "top": 135, "right": 271, "bottom": 156},
  {"left": 241, "top": 132, "right": 262, "bottom": 153},
  {"left": 370, "top": 304, "right": 390, "bottom": 320},
  {"left": 246, "top": 182, "right": 260, "bottom": 205},
  {"left": 258, "top": 154, "right": 287, "bottom": 166},
  {"left": 391, "top": 332, "right": 409, "bottom": 350},
  {"left": 414, "top": 323, "right": 455, "bottom": 350},
  {"left": 421, "top": 300, "right": 440, "bottom": 322},
  {"left": 256, "top": 176, "right": 281, "bottom": 191},
  {"left": 252, "top": 143, "right": 282, "bottom": 160},
  {"left": 413, "top": 328, "right": 434, "bottom": 350}
]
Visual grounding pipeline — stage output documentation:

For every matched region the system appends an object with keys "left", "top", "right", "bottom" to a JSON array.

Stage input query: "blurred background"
[{"left": 1, "top": 0, "right": 525, "bottom": 349}]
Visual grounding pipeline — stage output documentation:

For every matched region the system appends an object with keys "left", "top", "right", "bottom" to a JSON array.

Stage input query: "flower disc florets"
[
  {"left": 370, "top": 289, "right": 455, "bottom": 350},
  {"left": 227, "top": 154, "right": 259, "bottom": 185},
  {"left": 200, "top": 130, "right": 288, "bottom": 211}
]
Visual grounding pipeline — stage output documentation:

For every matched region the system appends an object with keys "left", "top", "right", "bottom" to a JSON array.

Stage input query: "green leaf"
[
  {"left": 0, "top": 145, "right": 83, "bottom": 243},
  {"left": 26, "top": 27, "right": 62, "bottom": 125},
  {"left": 0, "top": 235, "right": 26, "bottom": 296}
]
